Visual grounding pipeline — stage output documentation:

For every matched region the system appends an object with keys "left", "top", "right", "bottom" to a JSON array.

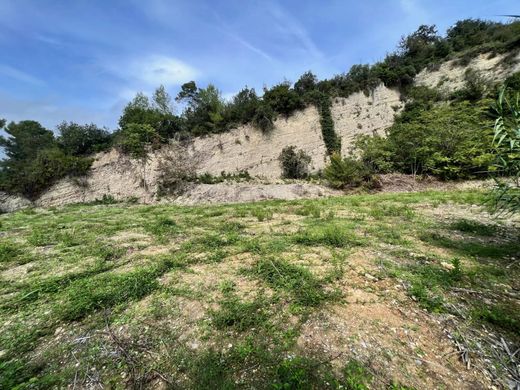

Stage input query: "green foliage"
[
  {"left": 450, "top": 219, "right": 497, "bottom": 236},
  {"left": 226, "top": 87, "right": 260, "bottom": 126},
  {"left": 505, "top": 71, "right": 520, "bottom": 92},
  {"left": 250, "top": 258, "right": 332, "bottom": 306},
  {"left": 317, "top": 94, "right": 341, "bottom": 154},
  {"left": 356, "top": 99, "right": 495, "bottom": 180},
  {"left": 211, "top": 287, "right": 268, "bottom": 331},
  {"left": 472, "top": 303, "right": 520, "bottom": 334},
  {"left": 353, "top": 135, "right": 394, "bottom": 173},
  {"left": 324, "top": 153, "right": 376, "bottom": 189},
  {"left": 176, "top": 82, "right": 227, "bottom": 136},
  {"left": 119, "top": 87, "right": 181, "bottom": 140},
  {"left": 56, "top": 264, "right": 167, "bottom": 321},
  {"left": 293, "top": 223, "right": 364, "bottom": 248},
  {"left": 115, "top": 123, "right": 161, "bottom": 159},
  {"left": 263, "top": 82, "right": 305, "bottom": 116},
  {"left": 251, "top": 207, "right": 273, "bottom": 222},
  {"left": 252, "top": 103, "right": 275, "bottom": 132},
  {"left": 490, "top": 88, "right": 520, "bottom": 214},
  {"left": 57, "top": 122, "right": 112, "bottom": 156},
  {"left": 279, "top": 146, "right": 312, "bottom": 179}
]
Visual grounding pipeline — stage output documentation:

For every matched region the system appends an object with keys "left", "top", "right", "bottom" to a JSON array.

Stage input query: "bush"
[
  {"left": 357, "top": 100, "right": 495, "bottom": 180},
  {"left": 263, "top": 82, "right": 305, "bottom": 116},
  {"left": 57, "top": 122, "right": 112, "bottom": 156},
  {"left": 115, "top": 123, "right": 161, "bottom": 159},
  {"left": 324, "top": 153, "right": 376, "bottom": 189},
  {"left": 353, "top": 135, "right": 394, "bottom": 173},
  {"left": 279, "top": 146, "right": 311, "bottom": 179},
  {"left": 156, "top": 143, "right": 200, "bottom": 196},
  {"left": 252, "top": 103, "right": 275, "bottom": 132}
]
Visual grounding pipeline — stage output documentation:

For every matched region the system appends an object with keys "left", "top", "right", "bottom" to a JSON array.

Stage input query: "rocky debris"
[{"left": 0, "top": 191, "right": 33, "bottom": 213}]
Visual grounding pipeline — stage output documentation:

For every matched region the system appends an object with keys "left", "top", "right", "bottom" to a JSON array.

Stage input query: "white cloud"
[
  {"left": 0, "top": 64, "right": 44, "bottom": 86},
  {"left": 128, "top": 55, "right": 198, "bottom": 87}
]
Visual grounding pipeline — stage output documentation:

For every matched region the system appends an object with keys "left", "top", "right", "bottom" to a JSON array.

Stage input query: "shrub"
[
  {"left": 324, "top": 153, "right": 376, "bottom": 189},
  {"left": 263, "top": 82, "right": 305, "bottom": 116},
  {"left": 252, "top": 103, "right": 275, "bottom": 132},
  {"left": 57, "top": 122, "right": 112, "bottom": 156},
  {"left": 353, "top": 135, "right": 394, "bottom": 173},
  {"left": 115, "top": 123, "right": 161, "bottom": 159},
  {"left": 490, "top": 88, "right": 520, "bottom": 214},
  {"left": 279, "top": 146, "right": 312, "bottom": 179},
  {"left": 156, "top": 143, "right": 200, "bottom": 196}
]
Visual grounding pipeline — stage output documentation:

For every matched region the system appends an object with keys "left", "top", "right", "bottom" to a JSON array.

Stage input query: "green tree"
[
  {"left": 120, "top": 87, "right": 181, "bottom": 140},
  {"left": 263, "top": 82, "right": 305, "bottom": 116},
  {"left": 115, "top": 123, "right": 161, "bottom": 159},
  {"left": 57, "top": 122, "right": 112, "bottom": 156},
  {"left": 0, "top": 120, "right": 92, "bottom": 197}
]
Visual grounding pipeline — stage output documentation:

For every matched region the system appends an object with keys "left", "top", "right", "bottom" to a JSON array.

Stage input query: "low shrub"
[
  {"left": 279, "top": 146, "right": 312, "bottom": 179},
  {"left": 324, "top": 153, "right": 377, "bottom": 189}
]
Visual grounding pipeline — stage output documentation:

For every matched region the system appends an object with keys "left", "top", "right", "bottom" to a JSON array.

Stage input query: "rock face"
[
  {"left": 0, "top": 192, "right": 33, "bottom": 213},
  {"left": 190, "top": 105, "right": 327, "bottom": 177},
  {"left": 415, "top": 52, "right": 520, "bottom": 91},
  {"left": 30, "top": 84, "right": 404, "bottom": 208},
  {"left": 331, "top": 86, "right": 403, "bottom": 155}
]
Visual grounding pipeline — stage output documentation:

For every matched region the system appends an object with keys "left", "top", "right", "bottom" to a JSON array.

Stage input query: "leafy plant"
[
  {"left": 279, "top": 146, "right": 312, "bottom": 179},
  {"left": 324, "top": 153, "right": 376, "bottom": 189},
  {"left": 490, "top": 87, "right": 520, "bottom": 214}
]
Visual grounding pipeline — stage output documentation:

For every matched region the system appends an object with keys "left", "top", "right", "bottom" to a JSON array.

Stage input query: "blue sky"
[{"left": 0, "top": 0, "right": 518, "bottom": 131}]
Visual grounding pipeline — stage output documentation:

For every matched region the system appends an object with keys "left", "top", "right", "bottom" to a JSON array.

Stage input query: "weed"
[
  {"left": 0, "top": 241, "right": 21, "bottom": 262},
  {"left": 211, "top": 289, "right": 268, "bottom": 331},
  {"left": 472, "top": 303, "right": 520, "bottom": 334},
  {"left": 249, "top": 258, "right": 336, "bottom": 307},
  {"left": 293, "top": 223, "right": 363, "bottom": 248},
  {"left": 295, "top": 204, "right": 321, "bottom": 218},
  {"left": 450, "top": 219, "right": 497, "bottom": 236},
  {"left": 251, "top": 208, "right": 273, "bottom": 222}
]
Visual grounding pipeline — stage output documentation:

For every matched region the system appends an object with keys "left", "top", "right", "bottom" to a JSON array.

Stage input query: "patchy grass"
[{"left": 0, "top": 190, "right": 518, "bottom": 389}]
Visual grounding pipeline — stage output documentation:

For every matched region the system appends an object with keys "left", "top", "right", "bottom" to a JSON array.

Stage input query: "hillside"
[{"left": 0, "top": 49, "right": 518, "bottom": 211}]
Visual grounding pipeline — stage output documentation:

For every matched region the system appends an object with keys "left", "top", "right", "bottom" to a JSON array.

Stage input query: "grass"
[{"left": 0, "top": 189, "right": 518, "bottom": 388}]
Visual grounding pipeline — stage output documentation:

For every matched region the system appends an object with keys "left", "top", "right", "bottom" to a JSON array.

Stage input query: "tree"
[
  {"left": 0, "top": 120, "right": 92, "bottom": 197},
  {"left": 120, "top": 88, "right": 181, "bottom": 140},
  {"left": 0, "top": 120, "right": 55, "bottom": 162},
  {"left": 294, "top": 71, "right": 318, "bottom": 96},
  {"left": 153, "top": 85, "right": 173, "bottom": 115},
  {"left": 227, "top": 87, "right": 260, "bottom": 125},
  {"left": 57, "top": 122, "right": 112, "bottom": 156},
  {"left": 263, "top": 82, "right": 304, "bottom": 116},
  {"left": 115, "top": 123, "right": 161, "bottom": 159},
  {"left": 176, "top": 82, "right": 226, "bottom": 135}
]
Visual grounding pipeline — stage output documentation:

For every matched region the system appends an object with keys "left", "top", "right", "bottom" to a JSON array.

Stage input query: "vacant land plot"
[{"left": 0, "top": 190, "right": 518, "bottom": 389}]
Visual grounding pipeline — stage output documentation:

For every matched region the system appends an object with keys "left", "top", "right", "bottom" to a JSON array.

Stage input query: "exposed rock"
[
  {"left": 415, "top": 51, "right": 520, "bottom": 91},
  {"left": 0, "top": 191, "right": 33, "bottom": 213}
]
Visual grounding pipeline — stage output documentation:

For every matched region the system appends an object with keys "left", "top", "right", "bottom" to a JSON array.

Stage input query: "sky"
[{"left": 0, "top": 0, "right": 518, "bottom": 132}]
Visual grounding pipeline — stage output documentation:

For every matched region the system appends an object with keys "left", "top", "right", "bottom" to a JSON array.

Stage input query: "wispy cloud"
[
  {"left": 0, "top": 64, "right": 44, "bottom": 86},
  {"left": 105, "top": 55, "right": 199, "bottom": 88},
  {"left": 35, "top": 34, "right": 63, "bottom": 46},
  {"left": 267, "top": 1, "right": 323, "bottom": 60}
]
